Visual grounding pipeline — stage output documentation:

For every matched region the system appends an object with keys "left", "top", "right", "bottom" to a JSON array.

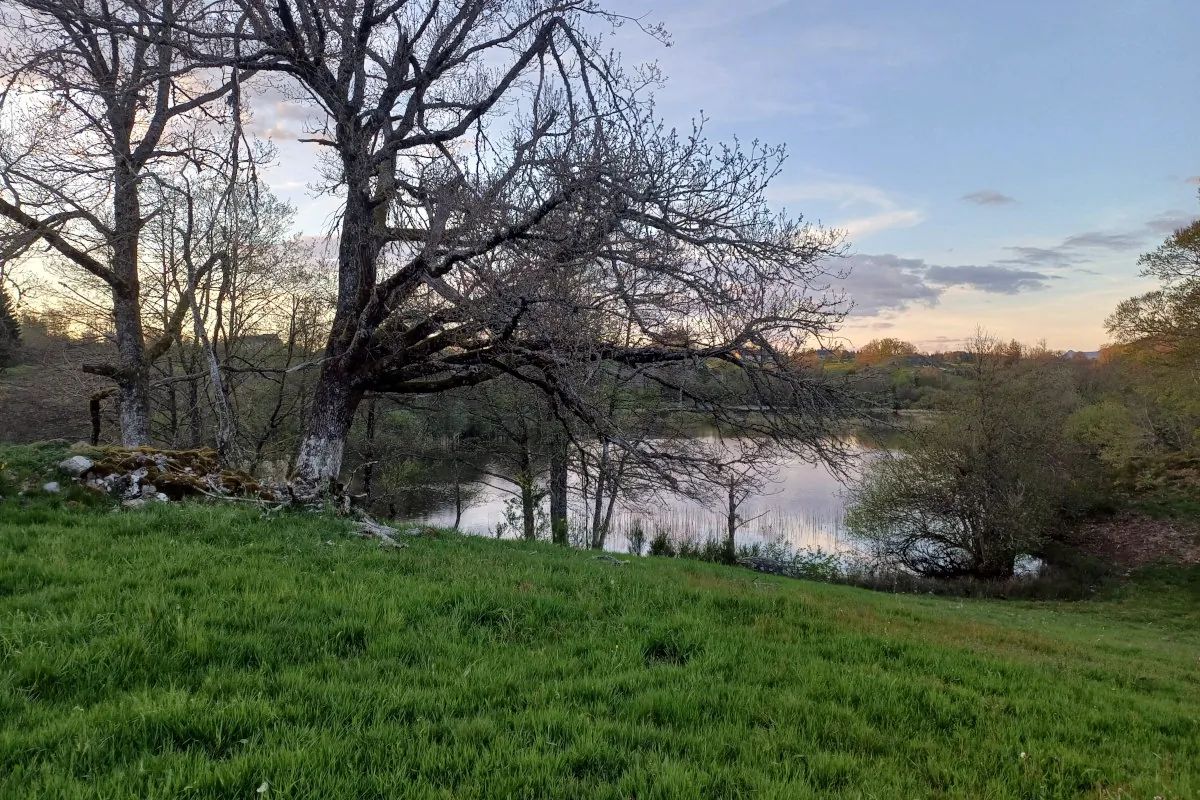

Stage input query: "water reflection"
[{"left": 410, "top": 438, "right": 874, "bottom": 556}]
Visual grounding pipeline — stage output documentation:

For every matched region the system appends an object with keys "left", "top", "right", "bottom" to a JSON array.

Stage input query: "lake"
[{"left": 410, "top": 437, "right": 875, "bottom": 557}]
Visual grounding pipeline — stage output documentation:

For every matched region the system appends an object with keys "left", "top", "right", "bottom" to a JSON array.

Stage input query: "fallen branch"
[{"left": 354, "top": 512, "right": 407, "bottom": 549}]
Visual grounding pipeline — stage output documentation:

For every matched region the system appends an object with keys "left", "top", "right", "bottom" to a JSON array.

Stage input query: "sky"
[{"left": 258, "top": 0, "right": 1200, "bottom": 351}]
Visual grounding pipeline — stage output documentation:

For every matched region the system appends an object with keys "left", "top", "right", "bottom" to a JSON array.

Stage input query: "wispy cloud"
[
  {"left": 961, "top": 190, "right": 1016, "bottom": 206},
  {"left": 1003, "top": 212, "right": 1199, "bottom": 268},
  {"left": 1061, "top": 232, "right": 1143, "bottom": 250},
  {"left": 769, "top": 181, "right": 925, "bottom": 239},
  {"left": 1002, "top": 246, "right": 1077, "bottom": 268},
  {"left": 1146, "top": 210, "right": 1199, "bottom": 235}
]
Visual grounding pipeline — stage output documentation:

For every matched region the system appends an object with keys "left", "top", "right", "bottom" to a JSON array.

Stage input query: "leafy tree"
[
  {"left": 847, "top": 335, "right": 1095, "bottom": 579},
  {"left": 855, "top": 338, "right": 917, "bottom": 365},
  {"left": 1108, "top": 216, "right": 1200, "bottom": 351},
  {"left": 1106, "top": 212, "right": 1200, "bottom": 450},
  {"left": 1064, "top": 399, "right": 1153, "bottom": 468}
]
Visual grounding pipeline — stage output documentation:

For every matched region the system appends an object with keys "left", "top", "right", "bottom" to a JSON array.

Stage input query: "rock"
[
  {"left": 153, "top": 492, "right": 169, "bottom": 502},
  {"left": 124, "top": 467, "right": 149, "bottom": 499},
  {"left": 122, "top": 498, "right": 146, "bottom": 509},
  {"left": 140, "top": 483, "right": 158, "bottom": 497},
  {"left": 59, "top": 455, "right": 94, "bottom": 477},
  {"left": 43, "top": 481, "right": 60, "bottom": 493}
]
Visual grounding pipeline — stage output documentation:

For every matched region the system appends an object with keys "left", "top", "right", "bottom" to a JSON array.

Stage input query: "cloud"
[
  {"left": 840, "top": 253, "right": 1062, "bottom": 316},
  {"left": 1000, "top": 246, "right": 1079, "bottom": 268},
  {"left": 842, "top": 209, "right": 925, "bottom": 238},
  {"left": 769, "top": 181, "right": 925, "bottom": 239},
  {"left": 961, "top": 190, "right": 1016, "bottom": 206},
  {"left": 925, "top": 265, "right": 1056, "bottom": 294},
  {"left": 1146, "top": 210, "right": 1199, "bottom": 235},
  {"left": 244, "top": 86, "right": 323, "bottom": 141},
  {"left": 914, "top": 335, "right": 971, "bottom": 349},
  {"left": 1002, "top": 224, "right": 1160, "bottom": 268},
  {"left": 840, "top": 254, "right": 940, "bottom": 316},
  {"left": 1061, "top": 232, "right": 1142, "bottom": 250}
]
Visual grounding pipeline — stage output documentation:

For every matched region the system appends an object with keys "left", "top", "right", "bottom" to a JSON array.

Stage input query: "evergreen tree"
[{"left": 0, "top": 285, "right": 21, "bottom": 368}]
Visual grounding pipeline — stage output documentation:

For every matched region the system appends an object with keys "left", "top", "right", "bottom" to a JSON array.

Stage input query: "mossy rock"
[{"left": 86, "top": 447, "right": 271, "bottom": 500}]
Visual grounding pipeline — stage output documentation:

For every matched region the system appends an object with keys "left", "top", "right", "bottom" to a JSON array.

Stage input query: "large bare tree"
[
  {"left": 92, "top": 0, "right": 853, "bottom": 496},
  {"left": 0, "top": 0, "right": 239, "bottom": 445}
]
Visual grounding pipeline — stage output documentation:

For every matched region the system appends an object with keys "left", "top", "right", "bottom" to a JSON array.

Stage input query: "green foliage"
[
  {"left": 855, "top": 337, "right": 917, "bottom": 365},
  {"left": 0, "top": 498, "right": 1197, "bottom": 797},
  {"left": 848, "top": 344, "right": 1103, "bottom": 578},
  {"left": 1104, "top": 213, "right": 1200, "bottom": 452},
  {"left": 1065, "top": 398, "right": 1153, "bottom": 468}
]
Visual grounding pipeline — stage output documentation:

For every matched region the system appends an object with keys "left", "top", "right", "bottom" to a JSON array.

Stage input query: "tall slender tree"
[{"left": 0, "top": 0, "right": 239, "bottom": 445}]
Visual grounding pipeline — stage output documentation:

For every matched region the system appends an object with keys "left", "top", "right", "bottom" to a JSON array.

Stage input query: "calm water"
[{"left": 413, "top": 438, "right": 873, "bottom": 556}]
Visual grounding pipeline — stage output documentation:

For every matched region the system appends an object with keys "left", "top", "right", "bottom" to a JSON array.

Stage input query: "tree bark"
[
  {"left": 520, "top": 480, "right": 537, "bottom": 541},
  {"left": 112, "top": 288, "right": 151, "bottom": 447},
  {"left": 363, "top": 398, "right": 377, "bottom": 501},
  {"left": 549, "top": 434, "right": 569, "bottom": 545},
  {"left": 292, "top": 364, "right": 361, "bottom": 498},
  {"left": 291, "top": 172, "right": 376, "bottom": 496},
  {"left": 110, "top": 157, "right": 152, "bottom": 447}
]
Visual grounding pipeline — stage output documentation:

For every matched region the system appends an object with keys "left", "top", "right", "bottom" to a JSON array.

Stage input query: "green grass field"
[{"left": 1, "top": 489, "right": 1198, "bottom": 797}]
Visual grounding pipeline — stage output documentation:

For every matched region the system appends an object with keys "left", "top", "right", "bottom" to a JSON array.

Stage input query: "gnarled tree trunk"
[{"left": 292, "top": 365, "right": 361, "bottom": 498}]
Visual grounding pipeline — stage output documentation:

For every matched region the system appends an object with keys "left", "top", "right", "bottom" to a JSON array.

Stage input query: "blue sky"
[{"left": 261, "top": 0, "right": 1200, "bottom": 350}]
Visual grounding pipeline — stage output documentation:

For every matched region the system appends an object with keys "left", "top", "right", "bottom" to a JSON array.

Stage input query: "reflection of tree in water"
[{"left": 343, "top": 395, "right": 492, "bottom": 525}]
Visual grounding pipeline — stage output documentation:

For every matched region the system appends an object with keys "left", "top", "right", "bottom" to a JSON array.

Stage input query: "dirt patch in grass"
[{"left": 1068, "top": 513, "right": 1200, "bottom": 569}]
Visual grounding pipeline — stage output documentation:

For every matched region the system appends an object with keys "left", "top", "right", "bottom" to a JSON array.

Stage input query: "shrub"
[{"left": 847, "top": 335, "right": 1104, "bottom": 580}]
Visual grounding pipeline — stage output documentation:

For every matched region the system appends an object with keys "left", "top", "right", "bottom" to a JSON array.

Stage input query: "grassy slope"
[{"left": 0, "top": 499, "right": 1197, "bottom": 799}]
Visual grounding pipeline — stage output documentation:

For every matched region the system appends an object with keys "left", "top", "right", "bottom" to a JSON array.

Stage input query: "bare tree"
[
  {"left": 0, "top": 0, "right": 239, "bottom": 445},
  {"left": 704, "top": 442, "right": 782, "bottom": 562},
  {"left": 113, "top": 0, "right": 857, "bottom": 497}
]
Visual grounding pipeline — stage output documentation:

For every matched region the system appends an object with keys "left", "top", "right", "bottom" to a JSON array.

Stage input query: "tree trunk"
[
  {"left": 549, "top": 434, "right": 569, "bottom": 545},
  {"left": 291, "top": 171, "right": 376, "bottom": 498},
  {"left": 590, "top": 439, "right": 610, "bottom": 549},
  {"left": 520, "top": 479, "right": 537, "bottom": 540},
  {"left": 363, "top": 398, "right": 377, "bottom": 500},
  {"left": 110, "top": 157, "right": 152, "bottom": 447},
  {"left": 112, "top": 289, "right": 151, "bottom": 447},
  {"left": 725, "top": 486, "right": 738, "bottom": 564},
  {"left": 293, "top": 366, "right": 361, "bottom": 498},
  {"left": 187, "top": 371, "right": 204, "bottom": 449},
  {"left": 453, "top": 474, "right": 463, "bottom": 530}
]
